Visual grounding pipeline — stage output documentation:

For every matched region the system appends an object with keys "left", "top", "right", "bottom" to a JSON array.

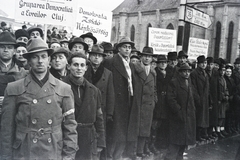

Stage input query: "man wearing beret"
[
  {"left": 50, "top": 47, "right": 69, "bottom": 80},
  {"left": 63, "top": 53, "right": 105, "bottom": 160},
  {"left": 165, "top": 63, "right": 196, "bottom": 160},
  {"left": 190, "top": 55, "right": 210, "bottom": 142},
  {"left": 1, "top": 38, "right": 78, "bottom": 159},
  {"left": 103, "top": 37, "right": 135, "bottom": 159},
  {"left": 84, "top": 44, "right": 115, "bottom": 159}
]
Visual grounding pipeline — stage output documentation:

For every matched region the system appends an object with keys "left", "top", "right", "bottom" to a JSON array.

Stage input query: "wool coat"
[
  {"left": 1, "top": 73, "right": 78, "bottom": 160},
  {"left": 103, "top": 54, "right": 135, "bottom": 142},
  {"left": 190, "top": 67, "right": 209, "bottom": 128},
  {"left": 154, "top": 67, "right": 172, "bottom": 119},
  {"left": 63, "top": 76, "right": 105, "bottom": 160},
  {"left": 232, "top": 69, "right": 240, "bottom": 86},
  {"left": 129, "top": 62, "right": 157, "bottom": 140},
  {"left": 167, "top": 75, "right": 196, "bottom": 145},
  {"left": 218, "top": 76, "right": 229, "bottom": 118},
  {"left": 84, "top": 64, "right": 115, "bottom": 123},
  {"left": 206, "top": 69, "right": 219, "bottom": 126}
]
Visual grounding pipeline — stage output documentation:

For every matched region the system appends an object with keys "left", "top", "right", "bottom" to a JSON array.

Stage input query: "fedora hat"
[
  {"left": 206, "top": 57, "right": 214, "bottom": 64},
  {"left": 60, "top": 38, "right": 69, "bottom": 44},
  {"left": 23, "top": 38, "right": 54, "bottom": 58},
  {"left": 178, "top": 50, "right": 188, "bottom": 58},
  {"left": 49, "top": 38, "right": 61, "bottom": 47},
  {"left": 140, "top": 46, "right": 154, "bottom": 56},
  {"left": 116, "top": 37, "right": 134, "bottom": 49},
  {"left": 234, "top": 57, "right": 240, "bottom": 64},
  {"left": 179, "top": 63, "right": 192, "bottom": 71},
  {"left": 68, "top": 37, "right": 88, "bottom": 51},
  {"left": 27, "top": 26, "right": 43, "bottom": 37},
  {"left": 197, "top": 55, "right": 206, "bottom": 63},
  {"left": 80, "top": 32, "right": 97, "bottom": 44},
  {"left": 156, "top": 54, "right": 167, "bottom": 63},
  {"left": 15, "top": 29, "right": 29, "bottom": 39},
  {"left": 0, "top": 31, "right": 17, "bottom": 47},
  {"left": 52, "top": 47, "right": 69, "bottom": 58},
  {"left": 167, "top": 52, "right": 177, "bottom": 60},
  {"left": 101, "top": 42, "right": 113, "bottom": 52},
  {"left": 131, "top": 47, "right": 141, "bottom": 54},
  {"left": 89, "top": 44, "right": 106, "bottom": 56}
]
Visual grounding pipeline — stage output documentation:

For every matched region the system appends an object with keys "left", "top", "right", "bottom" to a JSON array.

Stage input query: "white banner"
[
  {"left": 15, "top": 0, "right": 77, "bottom": 26},
  {"left": 188, "top": 37, "right": 209, "bottom": 60},
  {"left": 148, "top": 28, "right": 177, "bottom": 55},
  {"left": 73, "top": 5, "right": 112, "bottom": 42}
]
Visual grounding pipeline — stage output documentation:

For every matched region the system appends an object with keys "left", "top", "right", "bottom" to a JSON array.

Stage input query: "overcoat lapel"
[{"left": 113, "top": 54, "right": 129, "bottom": 80}]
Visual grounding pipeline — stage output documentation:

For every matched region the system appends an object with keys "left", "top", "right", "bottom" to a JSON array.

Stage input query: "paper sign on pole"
[
  {"left": 15, "top": 0, "right": 77, "bottom": 26},
  {"left": 148, "top": 28, "right": 177, "bottom": 55},
  {"left": 73, "top": 5, "right": 112, "bottom": 42},
  {"left": 188, "top": 37, "right": 209, "bottom": 60}
]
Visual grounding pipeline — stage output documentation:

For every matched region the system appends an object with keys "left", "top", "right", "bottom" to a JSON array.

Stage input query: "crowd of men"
[{"left": 0, "top": 22, "right": 240, "bottom": 160}]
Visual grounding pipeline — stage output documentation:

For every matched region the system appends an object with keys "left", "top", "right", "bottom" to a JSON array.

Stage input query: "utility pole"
[{"left": 177, "top": 0, "right": 187, "bottom": 52}]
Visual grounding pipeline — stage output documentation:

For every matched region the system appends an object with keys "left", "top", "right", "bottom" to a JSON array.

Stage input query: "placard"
[
  {"left": 15, "top": 0, "right": 77, "bottom": 26},
  {"left": 148, "top": 28, "right": 177, "bottom": 55},
  {"left": 73, "top": 5, "right": 112, "bottom": 42},
  {"left": 188, "top": 37, "right": 209, "bottom": 60}
]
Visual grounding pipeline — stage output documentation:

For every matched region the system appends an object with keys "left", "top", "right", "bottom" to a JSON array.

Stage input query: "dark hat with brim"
[
  {"left": 80, "top": 32, "right": 97, "bottom": 44},
  {"left": 0, "top": 31, "right": 17, "bottom": 47},
  {"left": 27, "top": 26, "right": 43, "bottom": 37},
  {"left": 179, "top": 63, "right": 192, "bottom": 71},
  {"left": 178, "top": 50, "right": 188, "bottom": 58},
  {"left": 68, "top": 37, "right": 88, "bottom": 51},
  {"left": 15, "top": 29, "right": 29, "bottom": 39},
  {"left": 226, "top": 63, "right": 233, "bottom": 70},
  {"left": 23, "top": 38, "right": 54, "bottom": 58},
  {"left": 60, "top": 38, "right": 69, "bottom": 44},
  {"left": 16, "top": 42, "right": 26, "bottom": 48},
  {"left": 167, "top": 51, "right": 177, "bottom": 60},
  {"left": 89, "top": 44, "right": 106, "bottom": 57},
  {"left": 51, "top": 47, "right": 69, "bottom": 58},
  {"left": 197, "top": 55, "right": 206, "bottom": 63},
  {"left": 116, "top": 37, "right": 135, "bottom": 49},
  {"left": 156, "top": 54, "right": 167, "bottom": 63},
  {"left": 139, "top": 46, "right": 154, "bottom": 56},
  {"left": 101, "top": 42, "right": 113, "bottom": 52},
  {"left": 131, "top": 47, "right": 141, "bottom": 54},
  {"left": 234, "top": 57, "right": 240, "bottom": 64},
  {"left": 206, "top": 57, "right": 214, "bottom": 64}
]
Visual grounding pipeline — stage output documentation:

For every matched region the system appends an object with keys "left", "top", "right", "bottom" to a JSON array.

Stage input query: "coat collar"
[{"left": 113, "top": 54, "right": 129, "bottom": 80}]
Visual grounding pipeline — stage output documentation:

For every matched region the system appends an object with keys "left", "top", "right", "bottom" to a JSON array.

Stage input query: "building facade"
[{"left": 111, "top": 0, "right": 240, "bottom": 63}]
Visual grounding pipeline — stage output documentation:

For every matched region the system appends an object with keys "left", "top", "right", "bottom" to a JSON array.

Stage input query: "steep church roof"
[{"left": 112, "top": 0, "right": 179, "bottom": 14}]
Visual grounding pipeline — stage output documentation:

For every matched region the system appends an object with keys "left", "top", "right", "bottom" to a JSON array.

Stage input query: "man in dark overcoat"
[
  {"left": 232, "top": 58, "right": 240, "bottom": 86},
  {"left": 206, "top": 57, "right": 219, "bottom": 139},
  {"left": 165, "top": 63, "right": 196, "bottom": 160},
  {"left": 129, "top": 47, "right": 157, "bottom": 158},
  {"left": 190, "top": 55, "right": 209, "bottom": 141},
  {"left": 84, "top": 44, "right": 115, "bottom": 159},
  {"left": 154, "top": 55, "right": 172, "bottom": 150},
  {"left": 63, "top": 54, "right": 106, "bottom": 160},
  {"left": 1, "top": 38, "right": 78, "bottom": 159},
  {"left": 103, "top": 37, "right": 135, "bottom": 159}
]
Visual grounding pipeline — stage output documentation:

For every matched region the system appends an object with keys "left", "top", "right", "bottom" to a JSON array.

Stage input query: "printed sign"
[
  {"left": 15, "top": 0, "right": 77, "bottom": 26},
  {"left": 188, "top": 37, "right": 209, "bottom": 60},
  {"left": 148, "top": 28, "right": 177, "bottom": 55},
  {"left": 73, "top": 5, "right": 112, "bottom": 42}
]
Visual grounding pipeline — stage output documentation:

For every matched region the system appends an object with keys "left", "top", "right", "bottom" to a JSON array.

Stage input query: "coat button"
[
  {"left": 48, "top": 138, "right": 52, "bottom": 143},
  {"left": 48, "top": 119, "right": 52, "bottom": 125},
  {"left": 47, "top": 99, "right": 52, "bottom": 104},
  {"left": 32, "top": 119, "right": 37, "bottom": 124},
  {"left": 33, "top": 99, "right": 37, "bottom": 104},
  {"left": 33, "top": 138, "right": 38, "bottom": 143}
]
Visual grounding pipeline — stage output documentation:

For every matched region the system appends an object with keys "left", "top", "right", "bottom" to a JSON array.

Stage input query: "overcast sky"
[{"left": 0, "top": 0, "right": 124, "bottom": 18}]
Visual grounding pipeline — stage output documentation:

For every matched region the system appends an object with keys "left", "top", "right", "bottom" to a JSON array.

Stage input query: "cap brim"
[
  {"left": 68, "top": 41, "right": 88, "bottom": 51},
  {"left": 116, "top": 42, "right": 134, "bottom": 49},
  {"left": 80, "top": 35, "right": 97, "bottom": 44}
]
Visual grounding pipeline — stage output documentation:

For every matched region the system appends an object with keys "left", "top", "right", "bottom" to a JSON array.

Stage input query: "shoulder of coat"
[{"left": 6, "top": 78, "right": 25, "bottom": 95}]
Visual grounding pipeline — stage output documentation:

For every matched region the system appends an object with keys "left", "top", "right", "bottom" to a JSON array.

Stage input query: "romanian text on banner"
[{"left": 15, "top": 0, "right": 77, "bottom": 26}]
